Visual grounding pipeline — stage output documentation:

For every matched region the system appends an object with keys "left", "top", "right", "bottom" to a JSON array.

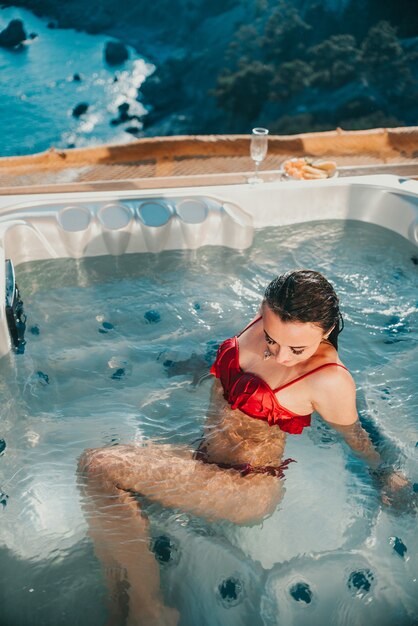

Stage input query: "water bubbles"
[
  {"left": 144, "top": 309, "right": 161, "bottom": 323},
  {"left": 289, "top": 582, "right": 312, "bottom": 604},
  {"left": 347, "top": 569, "right": 374, "bottom": 596},
  {"left": 107, "top": 356, "right": 131, "bottom": 380},
  {"left": 111, "top": 368, "right": 125, "bottom": 380},
  {"left": 98, "top": 320, "right": 114, "bottom": 334},
  {"left": 151, "top": 535, "right": 179, "bottom": 567},
  {"left": 216, "top": 576, "right": 245, "bottom": 608}
]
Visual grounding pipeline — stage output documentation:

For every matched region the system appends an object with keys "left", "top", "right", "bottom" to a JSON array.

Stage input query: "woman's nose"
[{"left": 274, "top": 347, "right": 291, "bottom": 363}]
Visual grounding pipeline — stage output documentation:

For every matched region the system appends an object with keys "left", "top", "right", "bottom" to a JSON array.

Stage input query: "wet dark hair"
[{"left": 263, "top": 269, "right": 344, "bottom": 350}]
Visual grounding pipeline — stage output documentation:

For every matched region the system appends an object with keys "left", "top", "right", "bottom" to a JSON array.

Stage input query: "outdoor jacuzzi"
[{"left": 0, "top": 175, "right": 417, "bottom": 626}]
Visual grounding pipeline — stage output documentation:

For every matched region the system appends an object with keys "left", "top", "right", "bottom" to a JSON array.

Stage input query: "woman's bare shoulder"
[
  {"left": 310, "top": 359, "right": 355, "bottom": 392},
  {"left": 310, "top": 363, "right": 358, "bottom": 426}
]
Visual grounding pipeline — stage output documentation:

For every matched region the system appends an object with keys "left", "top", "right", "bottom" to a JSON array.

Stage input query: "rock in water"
[
  {"left": 72, "top": 102, "right": 89, "bottom": 117},
  {"left": 0, "top": 19, "right": 27, "bottom": 49},
  {"left": 104, "top": 41, "right": 129, "bottom": 65},
  {"left": 125, "top": 126, "right": 141, "bottom": 136},
  {"left": 118, "top": 102, "right": 131, "bottom": 120}
]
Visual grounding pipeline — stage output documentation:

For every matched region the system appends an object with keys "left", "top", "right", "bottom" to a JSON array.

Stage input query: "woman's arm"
[
  {"left": 312, "top": 368, "right": 382, "bottom": 467},
  {"left": 312, "top": 367, "right": 414, "bottom": 509},
  {"left": 327, "top": 420, "right": 382, "bottom": 468}
]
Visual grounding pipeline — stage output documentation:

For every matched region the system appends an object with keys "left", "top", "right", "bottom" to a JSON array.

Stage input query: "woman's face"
[{"left": 262, "top": 303, "right": 327, "bottom": 367}]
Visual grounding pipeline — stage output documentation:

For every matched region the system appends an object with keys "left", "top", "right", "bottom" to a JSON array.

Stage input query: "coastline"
[
  {"left": 0, "top": 5, "right": 157, "bottom": 156},
  {"left": 2, "top": 0, "right": 418, "bottom": 144},
  {"left": 1, "top": 1, "right": 245, "bottom": 137}
]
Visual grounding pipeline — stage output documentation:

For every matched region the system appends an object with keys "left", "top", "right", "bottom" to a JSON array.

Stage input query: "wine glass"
[{"left": 248, "top": 127, "right": 269, "bottom": 184}]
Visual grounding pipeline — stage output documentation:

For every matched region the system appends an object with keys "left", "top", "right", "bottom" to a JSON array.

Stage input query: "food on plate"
[
  {"left": 313, "top": 160, "right": 337, "bottom": 172},
  {"left": 282, "top": 158, "right": 337, "bottom": 180}
]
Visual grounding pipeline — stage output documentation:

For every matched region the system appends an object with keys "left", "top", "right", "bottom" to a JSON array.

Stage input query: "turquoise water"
[
  {"left": 0, "top": 6, "right": 154, "bottom": 156},
  {"left": 0, "top": 220, "right": 417, "bottom": 625}
]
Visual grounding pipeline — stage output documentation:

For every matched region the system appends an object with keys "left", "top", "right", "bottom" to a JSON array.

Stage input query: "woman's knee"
[
  {"left": 78, "top": 447, "right": 112, "bottom": 479},
  {"left": 80, "top": 443, "right": 136, "bottom": 468},
  {"left": 233, "top": 480, "right": 283, "bottom": 525},
  {"left": 78, "top": 445, "right": 140, "bottom": 489},
  {"left": 230, "top": 500, "right": 276, "bottom": 525}
]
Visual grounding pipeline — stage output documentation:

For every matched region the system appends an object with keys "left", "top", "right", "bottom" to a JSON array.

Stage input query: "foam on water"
[{"left": 0, "top": 220, "right": 417, "bottom": 625}]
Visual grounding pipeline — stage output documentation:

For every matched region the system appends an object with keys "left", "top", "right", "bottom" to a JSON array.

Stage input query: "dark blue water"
[{"left": 0, "top": 6, "right": 154, "bottom": 156}]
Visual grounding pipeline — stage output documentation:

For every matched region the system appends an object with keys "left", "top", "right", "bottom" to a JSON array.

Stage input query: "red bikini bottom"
[
  {"left": 211, "top": 458, "right": 295, "bottom": 478},
  {"left": 194, "top": 444, "right": 295, "bottom": 478}
]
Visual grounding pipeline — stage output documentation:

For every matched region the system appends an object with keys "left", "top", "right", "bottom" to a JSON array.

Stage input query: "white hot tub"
[{"left": 0, "top": 173, "right": 417, "bottom": 626}]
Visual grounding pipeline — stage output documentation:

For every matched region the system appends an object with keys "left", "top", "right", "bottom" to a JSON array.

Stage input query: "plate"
[{"left": 281, "top": 157, "right": 338, "bottom": 180}]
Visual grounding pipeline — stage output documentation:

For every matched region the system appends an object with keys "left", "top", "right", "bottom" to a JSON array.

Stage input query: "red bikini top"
[{"left": 210, "top": 317, "right": 348, "bottom": 435}]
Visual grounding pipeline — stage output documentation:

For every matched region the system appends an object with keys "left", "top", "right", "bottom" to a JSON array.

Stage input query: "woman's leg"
[
  {"left": 79, "top": 465, "right": 179, "bottom": 626},
  {"left": 78, "top": 442, "right": 284, "bottom": 625},
  {"left": 79, "top": 442, "right": 284, "bottom": 523}
]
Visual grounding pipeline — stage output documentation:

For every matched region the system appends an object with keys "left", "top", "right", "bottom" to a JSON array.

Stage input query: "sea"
[{"left": 0, "top": 6, "right": 155, "bottom": 157}]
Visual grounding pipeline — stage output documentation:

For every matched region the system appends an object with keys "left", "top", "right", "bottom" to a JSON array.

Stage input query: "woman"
[{"left": 78, "top": 269, "right": 407, "bottom": 626}]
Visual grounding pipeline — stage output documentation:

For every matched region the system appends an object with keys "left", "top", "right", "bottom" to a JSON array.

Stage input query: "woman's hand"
[
  {"left": 371, "top": 466, "right": 417, "bottom": 512},
  {"left": 162, "top": 352, "right": 211, "bottom": 386}
]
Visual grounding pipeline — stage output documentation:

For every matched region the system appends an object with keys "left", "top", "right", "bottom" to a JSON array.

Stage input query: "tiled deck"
[{"left": 0, "top": 128, "right": 417, "bottom": 194}]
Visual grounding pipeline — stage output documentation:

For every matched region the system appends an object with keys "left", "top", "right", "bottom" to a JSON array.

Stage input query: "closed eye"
[{"left": 264, "top": 331, "right": 305, "bottom": 355}]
